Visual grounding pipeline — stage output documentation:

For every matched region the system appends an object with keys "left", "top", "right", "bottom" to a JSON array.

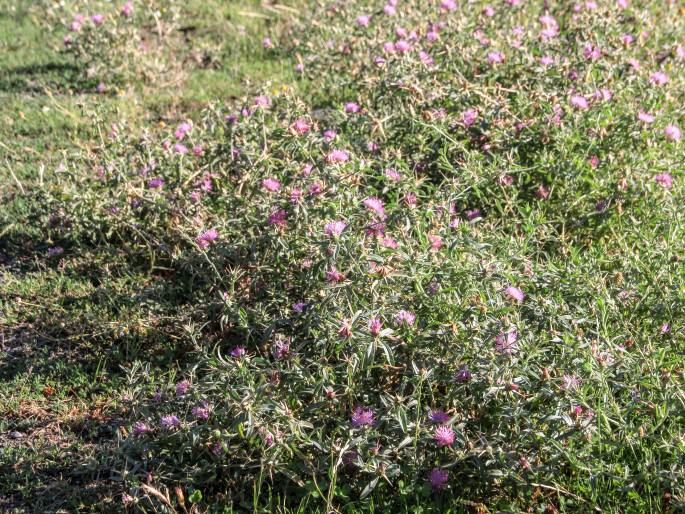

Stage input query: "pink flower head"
[
  {"left": 325, "top": 220, "right": 347, "bottom": 237},
  {"left": 261, "top": 178, "right": 281, "bottom": 192},
  {"left": 91, "top": 14, "right": 105, "bottom": 26},
  {"left": 495, "top": 330, "right": 519, "bottom": 354},
  {"left": 195, "top": 229, "right": 218, "bottom": 250},
  {"left": 650, "top": 71, "right": 669, "bottom": 85},
  {"left": 231, "top": 346, "right": 247, "bottom": 359},
  {"left": 253, "top": 95, "right": 270, "bottom": 108},
  {"left": 161, "top": 415, "right": 180, "bottom": 429},
  {"left": 369, "top": 318, "right": 382, "bottom": 336},
  {"left": 394, "top": 310, "right": 416, "bottom": 327},
  {"left": 583, "top": 44, "right": 601, "bottom": 61},
  {"left": 262, "top": 37, "right": 273, "bottom": 49},
  {"left": 290, "top": 118, "right": 310, "bottom": 135},
  {"left": 664, "top": 125, "right": 682, "bottom": 141},
  {"left": 505, "top": 286, "right": 525, "bottom": 303},
  {"left": 654, "top": 173, "right": 673, "bottom": 189},
  {"left": 267, "top": 208, "right": 288, "bottom": 227},
  {"left": 351, "top": 406, "right": 375, "bottom": 427},
  {"left": 132, "top": 421, "right": 151, "bottom": 436},
  {"left": 345, "top": 102, "right": 361, "bottom": 113},
  {"left": 193, "top": 145, "right": 203, "bottom": 156},
  {"left": 462, "top": 109, "right": 477, "bottom": 127},
  {"left": 383, "top": 4, "right": 396, "bottom": 15},
  {"left": 175, "top": 122, "right": 192, "bottom": 140},
  {"left": 325, "top": 149, "right": 349, "bottom": 164},
  {"left": 433, "top": 425, "right": 455, "bottom": 446},
  {"left": 192, "top": 404, "right": 210, "bottom": 420},
  {"left": 562, "top": 375, "right": 581, "bottom": 390},
  {"left": 323, "top": 129, "right": 337, "bottom": 141},
  {"left": 384, "top": 168, "right": 401, "bottom": 181},
  {"left": 440, "top": 0, "right": 457, "bottom": 12},
  {"left": 326, "top": 267, "right": 346, "bottom": 283},
  {"left": 428, "top": 410, "right": 450, "bottom": 424},
  {"left": 356, "top": 15, "right": 371, "bottom": 27},
  {"left": 483, "top": 5, "right": 495, "bottom": 16},
  {"left": 121, "top": 2, "right": 134, "bottom": 17},
  {"left": 488, "top": 51, "right": 504, "bottom": 65},
  {"left": 395, "top": 40, "right": 411, "bottom": 53},
  {"left": 363, "top": 197, "right": 386, "bottom": 219},
  {"left": 570, "top": 95, "right": 589, "bottom": 110},
  {"left": 175, "top": 380, "right": 191, "bottom": 396},
  {"left": 273, "top": 339, "right": 290, "bottom": 360},
  {"left": 428, "top": 468, "right": 449, "bottom": 489},
  {"left": 637, "top": 111, "right": 654, "bottom": 124},
  {"left": 173, "top": 143, "right": 188, "bottom": 154},
  {"left": 429, "top": 235, "right": 443, "bottom": 251}
]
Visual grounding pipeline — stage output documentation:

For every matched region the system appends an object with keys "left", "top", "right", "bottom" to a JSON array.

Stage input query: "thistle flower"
[
  {"left": 161, "top": 415, "right": 180, "bottom": 429},
  {"left": 433, "top": 425, "right": 455, "bottom": 446},
  {"left": 637, "top": 112, "right": 654, "bottom": 124},
  {"left": 356, "top": 15, "right": 370, "bottom": 27},
  {"left": 649, "top": 71, "right": 668, "bottom": 85},
  {"left": 495, "top": 330, "right": 519, "bottom": 354},
  {"left": 428, "top": 410, "right": 450, "bottom": 424},
  {"left": 664, "top": 125, "right": 681, "bottom": 141},
  {"left": 192, "top": 404, "right": 210, "bottom": 420},
  {"left": 570, "top": 95, "right": 589, "bottom": 110},
  {"left": 267, "top": 209, "right": 288, "bottom": 227},
  {"left": 325, "top": 220, "right": 347, "bottom": 237},
  {"left": 344, "top": 102, "right": 360, "bottom": 113},
  {"left": 175, "top": 380, "right": 191, "bottom": 397},
  {"left": 132, "top": 421, "right": 151, "bottom": 436},
  {"left": 195, "top": 229, "right": 218, "bottom": 250},
  {"left": 654, "top": 173, "right": 673, "bottom": 188},
  {"left": 231, "top": 346, "right": 247, "bottom": 359},
  {"left": 290, "top": 118, "right": 310, "bottom": 135},
  {"left": 363, "top": 197, "right": 386, "bottom": 219},
  {"left": 369, "top": 318, "right": 382, "bottom": 336},
  {"left": 394, "top": 310, "right": 416, "bottom": 327},
  {"left": 461, "top": 109, "right": 477, "bottom": 127},
  {"left": 428, "top": 468, "right": 449, "bottom": 489},
  {"left": 261, "top": 178, "right": 281, "bottom": 192},
  {"left": 440, "top": 0, "right": 457, "bottom": 12},
  {"left": 325, "top": 149, "right": 349, "bottom": 164},
  {"left": 505, "top": 286, "right": 525, "bottom": 303},
  {"left": 351, "top": 406, "right": 375, "bottom": 427},
  {"left": 121, "top": 2, "right": 134, "bottom": 17}
]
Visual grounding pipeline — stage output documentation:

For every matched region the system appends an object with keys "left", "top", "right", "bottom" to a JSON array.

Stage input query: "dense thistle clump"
[{"left": 40, "top": 0, "right": 685, "bottom": 511}]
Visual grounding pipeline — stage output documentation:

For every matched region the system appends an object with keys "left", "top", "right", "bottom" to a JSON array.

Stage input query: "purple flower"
[
  {"left": 394, "top": 310, "right": 416, "bottom": 327},
  {"left": 369, "top": 318, "right": 382, "bottom": 336},
  {"left": 325, "top": 149, "right": 349, "bottom": 164},
  {"left": 428, "top": 410, "right": 450, "bottom": 424},
  {"left": 91, "top": 14, "right": 105, "bottom": 25},
  {"left": 363, "top": 197, "right": 386, "bottom": 219},
  {"left": 174, "top": 122, "right": 192, "bottom": 140},
  {"left": 195, "top": 229, "right": 218, "bottom": 250},
  {"left": 175, "top": 380, "right": 191, "bottom": 397},
  {"left": 121, "top": 2, "right": 134, "bottom": 17},
  {"left": 192, "top": 404, "right": 210, "bottom": 420},
  {"left": 173, "top": 143, "right": 188, "bottom": 155},
  {"left": 487, "top": 51, "right": 504, "bottom": 65},
  {"left": 47, "top": 246, "right": 64, "bottom": 257},
  {"left": 562, "top": 375, "right": 581, "bottom": 390},
  {"left": 132, "top": 421, "right": 151, "bottom": 436},
  {"left": 637, "top": 112, "right": 655, "bottom": 124},
  {"left": 583, "top": 44, "right": 601, "bottom": 61},
  {"left": 147, "top": 177, "right": 165, "bottom": 189},
  {"left": 428, "top": 468, "right": 449, "bottom": 489},
  {"left": 290, "top": 118, "right": 310, "bottom": 135},
  {"left": 342, "top": 450, "right": 360, "bottom": 468},
  {"left": 267, "top": 208, "right": 288, "bottom": 227},
  {"left": 455, "top": 364, "right": 472, "bottom": 383},
  {"left": 293, "top": 301, "right": 307, "bottom": 313},
  {"left": 262, "top": 37, "right": 273, "bottom": 49},
  {"left": 650, "top": 71, "right": 669, "bottom": 85},
  {"left": 326, "top": 267, "right": 346, "bottom": 283},
  {"left": 273, "top": 340, "right": 290, "bottom": 360},
  {"left": 664, "top": 125, "right": 682, "bottom": 141},
  {"left": 495, "top": 330, "right": 519, "bottom": 354},
  {"left": 351, "top": 406, "right": 375, "bottom": 427},
  {"left": 461, "top": 109, "right": 477, "bottom": 127},
  {"left": 440, "top": 0, "right": 457, "bottom": 11},
  {"left": 433, "top": 425, "right": 455, "bottom": 446},
  {"left": 505, "top": 286, "right": 525, "bottom": 303},
  {"left": 261, "top": 178, "right": 281, "bottom": 192},
  {"left": 344, "top": 102, "right": 360, "bottom": 114},
  {"left": 231, "top": 346, "right": 247, "bottom": 359},
  {"left": 325, "top": 220, "right": 348, "bottom": 237},
  {"left": 253, "top": 95, "right": 270, "bottom": 108},
  {"left": 654, "top": 173, "right": 673, "bottom": 189},
  {"left": 570, "top": 95, "right": 589, "bottom": 110},
  {"left": 384, "top": 168, "right": 401, "bottom": 181},
  {"left": 356, "top": 15, "right": 370, "bottom": 27},
  {"left": 161, "top": 415, "right": 180, "bottom": 429}
]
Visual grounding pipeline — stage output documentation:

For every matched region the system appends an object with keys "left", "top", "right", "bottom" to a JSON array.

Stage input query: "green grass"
[{"left": 0, "top": 1, "right": 302, "bottom": 511}]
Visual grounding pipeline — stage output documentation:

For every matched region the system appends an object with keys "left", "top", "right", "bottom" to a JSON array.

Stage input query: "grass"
[
  {"left": 1, "top": 0, "right": 685, "bottom": 512},
  {"left": 0, "top": 0, "right": 302, "bottom": 511}
]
